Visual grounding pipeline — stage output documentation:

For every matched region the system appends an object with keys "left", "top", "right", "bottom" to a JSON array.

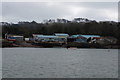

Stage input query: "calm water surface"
[{"left": 2, "top": 48, "right": 118, "bottom": 78}]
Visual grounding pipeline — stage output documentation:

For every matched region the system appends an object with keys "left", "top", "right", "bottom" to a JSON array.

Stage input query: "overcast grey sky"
[{"left": 2, "top": 2, "right": 118, "bottom": 23}]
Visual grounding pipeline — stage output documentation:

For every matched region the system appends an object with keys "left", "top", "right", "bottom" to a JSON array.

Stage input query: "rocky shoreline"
[{"left": 2, "top": 40, "right": 120, "bottom": 49}]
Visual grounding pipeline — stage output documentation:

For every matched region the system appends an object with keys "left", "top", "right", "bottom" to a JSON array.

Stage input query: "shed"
[
  {"left": 54, "top": 33, "right": 69, "bottom": 38},
  {"left": 35, "top": 35, "right": 59, "bottom": 42},
  {"left": 68, "top": 35, "right": 87, "bottom": 43},
  {"left": 25, "top": 38, "right": 30, "bottom": 41},
  {"left": 80, "top": 35, "right": 101, "bottom": 43},
  {"left": 7, "top": 35, "right": 24, "bottom": 41}
]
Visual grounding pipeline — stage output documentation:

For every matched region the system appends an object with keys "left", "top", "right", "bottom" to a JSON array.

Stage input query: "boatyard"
[
  {"left": 2, "top": 33, "right": 119, "bottom": 48},
  {"left": 1, "top": 2, "right": 119, "bottom": 79}
]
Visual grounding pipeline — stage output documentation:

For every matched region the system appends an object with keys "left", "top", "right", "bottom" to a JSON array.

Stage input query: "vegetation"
[{"left": 1, "top": 18, "right": 120, "bottom": 44}]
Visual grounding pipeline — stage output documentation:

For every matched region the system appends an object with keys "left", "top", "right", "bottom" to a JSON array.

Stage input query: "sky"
[{"left": 1, "top": 2, "right": 118, "bottom": 23}]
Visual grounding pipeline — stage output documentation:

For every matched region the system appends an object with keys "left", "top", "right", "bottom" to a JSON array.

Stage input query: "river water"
[{"left": 2, "top": 48, "right": 118, "bottom": 78}]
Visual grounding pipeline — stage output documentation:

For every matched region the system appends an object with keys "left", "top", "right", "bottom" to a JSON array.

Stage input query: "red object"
[{"left": 7, "top": 39, "right": 16, "bottom": 41}]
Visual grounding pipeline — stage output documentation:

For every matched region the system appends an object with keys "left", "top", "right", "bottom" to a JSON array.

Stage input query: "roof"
[
  {"left": 81, "top": 35, "right": 100, "bottom": 38},
  {"left": 33, "top": 34, "right": 43, "bottom": 37},
  {"left": 70, "top": 35, "right": 81, "bottom": 38},
  {"left": 54, "top": 33, "right": 69, "bottom": 36},
  {"left": 36, "top": 35, "right": 44, "bottom": 37},
  {"left": 7, "top": 34, "right": 23, "bottom": 37},
  {"left": 37, "top": 35, "right": 58, "bottom": 38},
  {"left": 12, "top": 36, "right": 23, "bottom": 37}
]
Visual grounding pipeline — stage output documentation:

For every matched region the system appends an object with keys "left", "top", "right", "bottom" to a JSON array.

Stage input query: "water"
[
  {"left": 0, "top": 48, "right": 2, "bottom": 79},
  {"left": 2, "top": 48, "right": 118, "bottom": 78}
]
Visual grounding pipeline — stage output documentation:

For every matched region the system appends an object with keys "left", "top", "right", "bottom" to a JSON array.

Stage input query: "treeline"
[{"left": 2, "top": 18, "right": 120, "bottom": 43}]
